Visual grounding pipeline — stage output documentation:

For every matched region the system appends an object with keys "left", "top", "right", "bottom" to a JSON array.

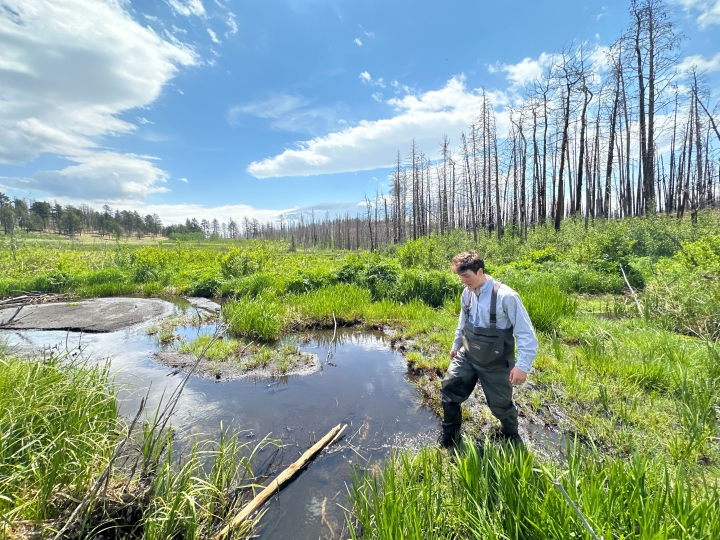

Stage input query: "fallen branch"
[
  {"left": 214, "top": 423, "right": 347, "bottom": 540},
  {"left": 619, "top": 263, "right": 643, "bottom": 317}
]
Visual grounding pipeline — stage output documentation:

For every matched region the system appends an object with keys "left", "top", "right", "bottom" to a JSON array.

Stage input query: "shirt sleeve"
[
  {"left": 452, "top": 290, "right": 466, "bottom": 351},
  {"left": 502, "top": 292, "right": 539, "bottom": 373}
]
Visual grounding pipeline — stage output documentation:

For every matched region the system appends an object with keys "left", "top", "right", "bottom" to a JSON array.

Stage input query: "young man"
[{"left": 440, "top": 251, "right": 538, "bottom": 447}]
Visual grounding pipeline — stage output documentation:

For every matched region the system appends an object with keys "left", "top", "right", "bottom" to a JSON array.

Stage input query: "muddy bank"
[
  {"left": 155, "top": 350, "right": 321, "bottom": 381},
  {"left": 0, "top": 298, "right": 174, "bottom": 332},
  {"left": 394, "top": 336, "right": 573, "bottom": 460}
]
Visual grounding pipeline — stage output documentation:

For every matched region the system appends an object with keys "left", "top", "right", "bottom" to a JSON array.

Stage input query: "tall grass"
[
  {"left": 0, "top": 355, "right": 117, "bottom": 522},
  {"left": 292, "top": 283, "right": 372, "bottom": 325},
  {"left": 222, "top": 290, "right": 285, "bottom": 341},
  {"left": 350, "top": 442, "right": 720, "bottom": 539},
  {"left": 142, "top": 428, "right": 271, "bottom": 540}
]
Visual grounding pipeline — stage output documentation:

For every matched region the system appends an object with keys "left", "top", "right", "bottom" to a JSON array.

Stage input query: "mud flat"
[{"left": 0, "top": 298, "right": 174, "bottom": 332}]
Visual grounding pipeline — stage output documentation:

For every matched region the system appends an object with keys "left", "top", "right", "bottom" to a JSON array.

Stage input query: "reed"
[
  {"left": 0, "top": 354, "right": 117, "bottom": 522},
  {"left": 349, "top": 441, "right": 720, "bottom": 539}
]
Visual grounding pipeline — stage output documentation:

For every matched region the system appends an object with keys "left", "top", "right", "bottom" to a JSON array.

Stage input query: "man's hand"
[
  {"left": 450, "top": 349, "right": 458, "bottom": 360},
  {"left": 509, "top": 367, "right": 527, "bottom": 385}
]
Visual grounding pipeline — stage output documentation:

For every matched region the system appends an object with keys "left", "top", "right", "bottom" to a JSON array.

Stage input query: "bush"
[
  {"left": 391, "top": 269, "right": 461, "bottom": 308},
  {"left": 189, "top": 271, "right": 222, "bottom": 298},
  {"left": 220, "top": 243, "right": 271, "bottom": 278}
]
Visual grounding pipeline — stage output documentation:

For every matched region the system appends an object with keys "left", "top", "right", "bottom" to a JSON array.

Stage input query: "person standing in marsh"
[{"left": 440, "top": 251, "right": 539, "bottom": 448}]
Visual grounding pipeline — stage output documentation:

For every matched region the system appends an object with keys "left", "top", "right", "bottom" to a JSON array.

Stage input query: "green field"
[{"left": 2, "top": 212, "right": 720, "bottom": 538}]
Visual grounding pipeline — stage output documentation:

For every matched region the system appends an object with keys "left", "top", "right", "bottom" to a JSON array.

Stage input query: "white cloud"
[
  {"left": 678, "top": 52, "right": 720, "bottom": 73},
  {"left": 167, "top": 0, "right": 206, "bottom": 17},
  {"left": 6, "top": 152, "right": 170, "bottom": 200},
  {"left": 359, "top": 71, "right": 385, "bottom": 87},
  {"left": 137, "top": 117, "right": 154, "bottom": 125},
  {"left": 225, "top": 12, "right": 238, "bottom": 37},
  {"left": 371, "top": 92, "right": 383, "bottom": 102},
  {"left": 674, "top": 0, "right": 720, "bottom": 27},
  {"left": 179, "top": 177, "right": 189, "bottom": 183},
  {"left": 0, "top": 0, "right": 197, "bottom": 200},
  {"left": 354, "top": 38, "right": 362, "bottom": 46},
  {"left": 207, "top": 28, "right": 221, "bottom": 44},
  {"left": 228, "top": 94, "right": 341, "bottom": 134},
  {"left": 247, "top": 76, "right": 508, "bottom": 178},
  {"left": 496, "top": 53, "right": 555, "bottom": 88}
]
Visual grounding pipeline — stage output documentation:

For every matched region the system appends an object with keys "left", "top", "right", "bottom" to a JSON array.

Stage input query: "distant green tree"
[
  {"left": 59, "top": 206, "right": 84, "bottom": 236},
  {"left": 13, "top": 198, "right": 29, "bottom": 230},
  {"left": 30, "top": 201, "right": 52, "bottom": 230},
  {"left": 0, "top": 206, "right": 16, "bottom": 234}
]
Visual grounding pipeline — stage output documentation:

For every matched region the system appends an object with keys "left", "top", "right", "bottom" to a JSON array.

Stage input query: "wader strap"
[{"left": 489, "top": 280, "right": 502, "bottom": 329}]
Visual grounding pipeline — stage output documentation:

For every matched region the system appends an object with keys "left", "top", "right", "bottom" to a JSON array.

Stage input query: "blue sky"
[{"left": 1, "top": 0, "right": 719, "bottom": 224}]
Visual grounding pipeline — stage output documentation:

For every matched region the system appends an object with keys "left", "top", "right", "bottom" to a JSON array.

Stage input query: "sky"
[{"left": 1, "top": 0, "right": 719, "bottom": 225}]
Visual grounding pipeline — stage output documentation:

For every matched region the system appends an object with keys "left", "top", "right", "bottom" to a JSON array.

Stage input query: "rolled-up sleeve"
[{"left": 503, "top": 293, "right": 539, "bottom": 373}]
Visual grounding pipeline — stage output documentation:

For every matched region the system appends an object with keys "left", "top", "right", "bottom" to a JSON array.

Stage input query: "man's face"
[{"left": 457, "top": 269, "right": 485, "bottom": 289}]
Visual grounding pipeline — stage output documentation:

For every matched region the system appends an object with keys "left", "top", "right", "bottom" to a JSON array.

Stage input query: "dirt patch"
[
  {"left": 0, "top": 298, "right": 174, "bottom": 333},
  {"left": 155, "top": 350, "right": 321, "bottom": 381}
]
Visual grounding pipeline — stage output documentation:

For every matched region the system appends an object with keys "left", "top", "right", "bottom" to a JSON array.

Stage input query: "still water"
[{"left": 1, "top": 299, "right": 439, "bottom": 539}]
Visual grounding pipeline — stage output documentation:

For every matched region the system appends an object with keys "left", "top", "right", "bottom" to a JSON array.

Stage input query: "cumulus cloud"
[
  {"left": 674, "top": 0, "right": 720, "bottom": 28},
  {"left": 104, "top": 202, "right": 294, "bottom": 226},
  {"left": 0, "top": 0, "right": 197, "bottom": 200},
  {"left": 354, "top": 38, "right": 362, "bottom": 46},
  {"left": 678, "top": 52, "right": 720, "bottom": 73},
  {"left": 493, "top": 53, "right": 556, "bottom": 88},
  {"left": 247, "top": 77, "right": 509, "bottom": 178},
  {"left": 9, "top": 152, "right": 170, "bottom": 200}
]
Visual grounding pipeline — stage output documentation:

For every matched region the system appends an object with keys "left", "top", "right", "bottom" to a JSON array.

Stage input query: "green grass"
[
  {"left": 0, "top": 355, "right": 118, "bottom": 522},
  {"left": 4, "top": 212, "right": 720, "bottom": 538},
  {"left": 178, "top": 334, "right": 310, "bottom": 374},
  {"left": 349, "top": 441, "right": 720, "bottom": 540},
  {"left": 142, "top": 427, "right": 272, "bottom": 540},
  {"left": 0, "top": 351, "right": 275, "bottom": 538}
]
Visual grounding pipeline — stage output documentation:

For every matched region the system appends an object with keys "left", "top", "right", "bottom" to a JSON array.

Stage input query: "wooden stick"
[
  {"left": 619, "top": 263, "right": 643, "bottom": 316},
  {"left": 214, "top": 423, "right": 346, "bottom": 540}
]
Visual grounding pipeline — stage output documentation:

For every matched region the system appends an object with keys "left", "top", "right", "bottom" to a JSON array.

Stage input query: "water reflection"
[{"left": 1, "top": 301, "right": 439, "bottom": 539}]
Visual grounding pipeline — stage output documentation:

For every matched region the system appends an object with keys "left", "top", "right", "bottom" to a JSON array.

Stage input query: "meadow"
[{"left": 1, "top": 211, "right": 720, "bottom": 538}]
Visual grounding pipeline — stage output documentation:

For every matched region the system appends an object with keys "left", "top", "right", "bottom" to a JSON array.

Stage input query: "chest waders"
[{"left": 440, "top": 280, "right": 518, "bottom": 443}]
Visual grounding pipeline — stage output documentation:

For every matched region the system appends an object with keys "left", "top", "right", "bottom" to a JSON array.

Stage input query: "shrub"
[{"left": 392, "top": 269, "right": 461, "bottom": 308}]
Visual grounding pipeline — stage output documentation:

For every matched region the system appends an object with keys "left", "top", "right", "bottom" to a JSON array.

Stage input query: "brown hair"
[{"left": 451, "top": 251, "right": 484, "bottom": 274}]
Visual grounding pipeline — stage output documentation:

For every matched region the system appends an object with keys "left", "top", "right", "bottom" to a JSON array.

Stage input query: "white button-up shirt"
[{"left": 452, "top": 276, "right": 539, "bottom": 373}]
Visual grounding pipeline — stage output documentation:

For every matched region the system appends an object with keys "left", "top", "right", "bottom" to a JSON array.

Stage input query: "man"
[{"left": 440, "top": 250, "right": 538, "bottom": 447}]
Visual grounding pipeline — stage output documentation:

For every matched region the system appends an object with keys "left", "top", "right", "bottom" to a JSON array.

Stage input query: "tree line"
[
  {"left": 242, "top": 0, "right": 720, "bottom": 250},
  {"left": 0, "top": 195, "right": 163, "bottom": 238}
]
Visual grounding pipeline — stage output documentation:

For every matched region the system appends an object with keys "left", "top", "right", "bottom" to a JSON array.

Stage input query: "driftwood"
[
  {"left": 214, "top": 423, "right": 347, "bottom": 540},
  {"left": 0, "top": 292, "right": 66, "bottom": 308}
]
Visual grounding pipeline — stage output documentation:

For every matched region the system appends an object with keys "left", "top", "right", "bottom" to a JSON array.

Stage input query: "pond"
[{"left": 1, "top": 298, "right": 439, "bottom": 539}]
